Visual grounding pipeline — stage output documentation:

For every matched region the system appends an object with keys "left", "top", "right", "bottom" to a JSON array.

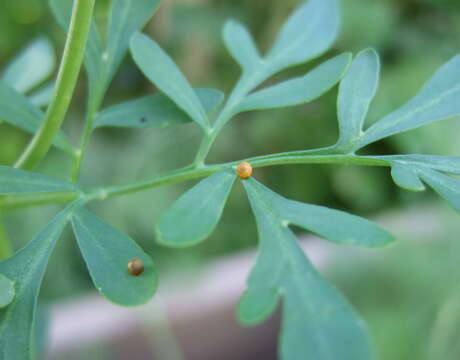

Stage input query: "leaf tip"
[
  {"left": 237, "top": 288, "right": 279, "bottom": 326},
  {"left": 379, "top": 232, "right": 397, "bottom": 247}
]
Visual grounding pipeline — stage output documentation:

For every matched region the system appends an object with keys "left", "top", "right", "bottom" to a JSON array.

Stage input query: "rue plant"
[{"left": 1, "top": 0, "right": 460, "bottom": 359}]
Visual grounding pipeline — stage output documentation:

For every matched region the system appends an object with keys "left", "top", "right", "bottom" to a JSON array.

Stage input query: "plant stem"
[
  {"left": 192, "top": 131, "right": 217, "bottom": 167},
  {"left": 70, "top": 94, "right": 103, "bottom": 182},
  {"left": 192, "top": 72, "right": 263, "bottom": 166},
  {"left": 0, "top": 192, "right": 81, "bottom": 211},
  {"left": 97, "top": 165, "right": 217, "bottom": 200},
  {"left": 96, "top": 153, "right": 390, "bottom": 200},
  {"left": 1, "top": 152, "right": 392, "bottom": 211},
  {"left": 14, "top": 0, "right": 96, "bottom": 170}
]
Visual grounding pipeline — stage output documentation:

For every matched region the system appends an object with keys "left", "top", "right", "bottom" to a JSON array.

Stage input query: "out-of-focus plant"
[{"left": 1, "top": 0, "right": 460, "bottom": 359}]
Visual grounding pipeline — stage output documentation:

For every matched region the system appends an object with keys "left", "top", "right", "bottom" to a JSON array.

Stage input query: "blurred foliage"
[
  {"left": 0, "top": 1, "right": 459, "bottom": 358},
  {"left": 331, "top": 206, "right": 460, "bottom": 360}
]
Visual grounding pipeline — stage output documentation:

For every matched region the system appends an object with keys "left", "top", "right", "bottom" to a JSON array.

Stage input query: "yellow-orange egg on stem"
[{"left": 236, "top": 162, "right": 253, "bottom": 179}]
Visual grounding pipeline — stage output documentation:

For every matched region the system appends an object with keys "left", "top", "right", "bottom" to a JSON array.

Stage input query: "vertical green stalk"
[
  {"left": 192, "top": 84, "right": 243, "bottom": 166},
  {"left": 70, "top": 93, "right": 104, "bottom": 182},
  {"left": 192, "top": 131, "right": 217, "bottom": 167},
  {"left": 14, "top": 0, "right": 96, "bottom": 171}
]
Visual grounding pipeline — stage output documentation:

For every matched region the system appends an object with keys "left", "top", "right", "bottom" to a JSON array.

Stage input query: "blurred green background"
[{"left": 1, "top": 0, "right": 460, "bottom": 359}]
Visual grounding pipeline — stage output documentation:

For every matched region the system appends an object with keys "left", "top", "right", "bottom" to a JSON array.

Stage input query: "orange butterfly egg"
[
  {"left": 236, "top": 162, "right": 253, "bottom": 179},
  {"left": 128, "top": 258, "right": 144, "bottom": 276}
]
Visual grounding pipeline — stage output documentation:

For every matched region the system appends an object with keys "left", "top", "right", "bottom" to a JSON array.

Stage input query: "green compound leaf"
[
  {"left": 241, "top": 178, "right": 376, "bottom": 360},
  {"left": 0, "top": 81, "right": 74, "bottom": 153},
  {"left": 0, "top": 274, "right": 15, "bottom": 308},
  {"left": 130, "top": 32, "right": 209, "bottom": 130},
  {"left": 3, "top": 37, "right": 55, "bottom": 94},
  {"left": 223, "top": 20, "right": 261, "bottom": 72},
  {"left": 417, "top": 167, "right": 460, "bottom": 213},
  {"left": 266, "top": 0, "right": 340, "bottom": 73},
  {"left": 391, "top": 163, "right": 425, "bottom": 192},
  {"left": 0, "top": 166, "right": 80, "bottom": 195},
  {"left": 238, "top": 53, "right": 351, "bottom": 113},
  {"left": 358, "top": 54, "right": 460, "bottom": 149},
  {"left": 0, "top": 205, "right": 75, "bottom": 360},
  {"left": 336, "top": 49, "right": 380, "bottom": 151},
  {"left": 71, "top": 208, "right": 158, "bottom": 306},
  {"left": 94, "top": 88, "right": 224, "bottom": 129},
  {"left": 213, "top": 0, "right": 341, "bottom": 132},
  {"left": 157, "top": 170, "right": 236, "bottom": 247},
  {"left": 380, "top": 156, "right": 460, "bottom": 211}
]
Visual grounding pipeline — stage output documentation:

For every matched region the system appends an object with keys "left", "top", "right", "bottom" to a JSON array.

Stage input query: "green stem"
[
  {"left": 192, "top": 104, "right": 236, "bottom": 166},
  {"left": 95, "top": 153, "right": 390, "bottom": 200},
  {"left": 0, "top": 192, "right": 81, "bottom": 211},
  {"left": 70, "top": 95, "right": 103, "bottom": 182},
  {"left": 14, "top": 0, "right": 96, "bottom": 170},
  {"left": 96, "top": 165, "right": 217, "bottom": 200},
  {"left": 193, "top": 131, "right": 217, "bottom": 167},
  {"left": 1, "top": 152, "right": 392, "bottom": 211},
  {"left": 192, "top": 72, "right": 263, "bottom": 166}
]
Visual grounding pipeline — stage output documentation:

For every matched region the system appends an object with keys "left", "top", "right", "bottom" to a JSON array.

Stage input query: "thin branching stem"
[
  {"left": 0, "top": 151, "right": 391, "bottom": 211},
  {"left": 100, "top": 152, "right": 389, "bottom": 199},
  {"left": 70, "top": 93, "right": 104, "bottom": 182}
]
